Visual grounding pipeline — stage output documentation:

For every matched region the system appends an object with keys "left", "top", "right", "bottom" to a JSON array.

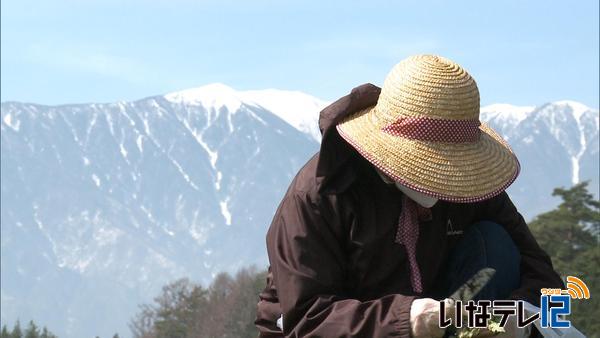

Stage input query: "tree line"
[
  {"left": 129, "top": 268, "right": 266, "bottom": 338},
  {"left": 1, "top": 320, "right": 58, "bottom": 338}
]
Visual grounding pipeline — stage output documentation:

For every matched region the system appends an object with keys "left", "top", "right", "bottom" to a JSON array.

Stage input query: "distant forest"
[
  {"left": 3, "top": 182, "right": 598, "bottom": 338},
  {"left": 1, "top": 320, "right": 58, "bottom": 338}
]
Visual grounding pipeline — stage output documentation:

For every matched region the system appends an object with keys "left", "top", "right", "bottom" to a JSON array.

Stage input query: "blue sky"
[{"left": 1, "top": 0, "right": 598, "bottom": 107}]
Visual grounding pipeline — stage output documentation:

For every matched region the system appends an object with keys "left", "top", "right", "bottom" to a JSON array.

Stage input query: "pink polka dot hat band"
[
  {"left": 381, "top": 116, "right": 481, "bottom": 143},
  {"left": 336, "top": 54, "right": 520, "bottom": 202}
]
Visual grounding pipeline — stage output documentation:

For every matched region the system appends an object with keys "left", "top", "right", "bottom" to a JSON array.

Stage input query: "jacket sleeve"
[
  {"left": 255, "top": 267, "right": 284, "bottom": 337},
  {"left": 266, "top": 190, "right": 415, "bottom": 338},
  {"left": 480, "top": 192, "right": 564, "bottom": 306}
]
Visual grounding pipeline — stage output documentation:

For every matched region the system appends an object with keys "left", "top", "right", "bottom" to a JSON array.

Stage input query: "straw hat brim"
[{"left": 336, "top": 105, "right": 520, "bottom": 202}]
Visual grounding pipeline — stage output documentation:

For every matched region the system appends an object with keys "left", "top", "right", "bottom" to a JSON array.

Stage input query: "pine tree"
[
  {"left": 24, "top": 321, "right": 39, "bottom": 338},
  {"left": 530, "top": 182, "right": 597, "bottom": 272},
  {"left": 39, "top": 328, "right": 51, "bottom": 338},
  {"left": 1, "top": 322, "right": 56, "bottom": 338},
  {"left": 1, "top": 325, "right": 10, "bottom": 338},
  {"left": 529, "top": 181, "right": 600, "bottom": 336},
  {"left": 11, "top": 320, "right": 23, "bottom": 338}
]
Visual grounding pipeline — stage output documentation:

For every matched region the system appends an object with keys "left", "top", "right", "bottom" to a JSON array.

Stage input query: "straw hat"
[{"left": 336, "top": 54, "right": 520, "bottom": 202}]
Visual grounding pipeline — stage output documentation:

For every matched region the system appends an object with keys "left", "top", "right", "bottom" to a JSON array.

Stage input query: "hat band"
[{"left": 381, "top": 116, "right": 481, "bottom": 143}]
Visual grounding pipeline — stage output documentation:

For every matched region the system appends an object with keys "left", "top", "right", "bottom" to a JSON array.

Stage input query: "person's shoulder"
[
  {"left": 267, "top": 153, "right": 328, "bottom": 231},
  {"left": 280, "top": 152, "right": 342, "bottom": 213},
  {"left": 286, "top": 152, "right": 322, "bottom": 196}
]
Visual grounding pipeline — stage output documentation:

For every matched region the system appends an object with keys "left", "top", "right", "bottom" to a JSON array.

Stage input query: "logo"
[
  {"left": 565, "top": 276, "right": 590, "bottom": 299},
  {"left": 446, "top": 219, "right": 463, "bottom": 236},
  {"left": 439, "top": 276, "right": 590, "bottom": 330}
]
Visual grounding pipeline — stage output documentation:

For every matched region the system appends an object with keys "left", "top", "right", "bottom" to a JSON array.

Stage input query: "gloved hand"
[
  {"left": 500, "top": 316, "right": 530, "bottom": 338},
  {"left": 466, "top": 314, "right": 531, "bottom": 338},
  {"left": 410, "top": 298, "right": 455, "bottom": 338}
]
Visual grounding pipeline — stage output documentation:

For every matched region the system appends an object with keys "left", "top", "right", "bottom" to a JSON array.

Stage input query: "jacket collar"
[{"left": 316, "top": 83, "right": 381, "bottom": 194}]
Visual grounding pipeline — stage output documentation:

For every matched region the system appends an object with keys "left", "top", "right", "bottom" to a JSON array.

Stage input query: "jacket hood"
[{"left": 316, "top": 83, "right": 381, "bottom": 194}]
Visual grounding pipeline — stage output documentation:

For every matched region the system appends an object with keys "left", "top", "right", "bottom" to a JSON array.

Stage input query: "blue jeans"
[{"left": 434, "top": 221, "right": 521, "bottom": 300}]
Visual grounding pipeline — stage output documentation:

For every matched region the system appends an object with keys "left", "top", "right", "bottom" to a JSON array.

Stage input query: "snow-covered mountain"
[
  {"left": 164, "top": 83, "right": 326, "bottom": 142},
  {"left": 481, "top": 101, "right": 599, "bottom": 216},
  {"left": 1, "top": 84, "right": 598, "bottom": 338},
  {"left": 1, "top": 84, "right": 325, "bottom": 338}
]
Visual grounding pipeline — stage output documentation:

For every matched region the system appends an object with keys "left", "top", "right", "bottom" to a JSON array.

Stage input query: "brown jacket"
[{"left": 255, "top": 84, "right": 564, "bottom": 338}]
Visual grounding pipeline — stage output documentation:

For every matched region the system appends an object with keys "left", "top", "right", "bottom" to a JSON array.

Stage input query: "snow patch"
[
  {"left": 169, "top": 157, "right": 200, "bottom": 190},
  {"left": 227, "top": 110, "right": 234, "bottom": 133},
  {"left": 105, "top": 112, "right": 115, "bottom": 136},
  {"left": 165, "top": 83, "right": 242, "bottom": 112},
  {"left": 215, "top": 171, "right": 223, "bottom": 191},
  {"left": 571, "top": 156, "right": 581, "bottom": 184},
  {"left": 240, "top": 89, "right": 327, "bottom": 142},
  {"left": 136, "top": 135, "right": 144, "bottom": 153},
  {"left": 180, "top": 118, "right": 219, "bottom": 170},
  {"left": 119, "top": 143, "right": 128, "bottom": 158},
  {"left": 84, "top": 112, "right": 98, "bottom": 145},
  {"left": 197, "top": 136, "right": 218, "bottom": 168},
  {"left": 143, "top": 118, "right": 151, "bottom": 135},
  {"left": 553, "top": 100, "right": 592, "bottom": 121},
  {"left": 220, "top": 198, "right": 232, "bottom": 226},
  {"left": 568, "top": 102, "right": 589, "bottom": 184},
  {"left": 247, "top": 109, "right": 268, "bottom": 126},
  {"left": 3, "top": 113, "right": 21, "bottom": 131},
  {"left": 91, "top": 174, "right": 101, "bottom": 187},
  {"left": 120, "top": 106, "right": 137, "bottom": 126}
]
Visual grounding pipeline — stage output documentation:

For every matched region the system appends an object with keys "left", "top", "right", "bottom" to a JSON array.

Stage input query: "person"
[{"left": 255, "top": 55, "right": 564, "bottom": 338}]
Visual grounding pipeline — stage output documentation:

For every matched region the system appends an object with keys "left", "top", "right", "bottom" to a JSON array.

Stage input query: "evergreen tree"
[
  {"left": 529, "top": 181, "right": 600, "bottom": 336},
  {"left": 39, "top": 328, "right": 55, "bottom": 338},
  {"left": 1, "top": 325, "right": 10, "bottom": 338},
  {"left": 24, "top": 321, "right": 39, "bottom": 338},
  {"left": 11, "top": 320, "right": 22, "bottom": 338},
  {"left": 1, "top": 322, "right": 56, "bottom": 338}
]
